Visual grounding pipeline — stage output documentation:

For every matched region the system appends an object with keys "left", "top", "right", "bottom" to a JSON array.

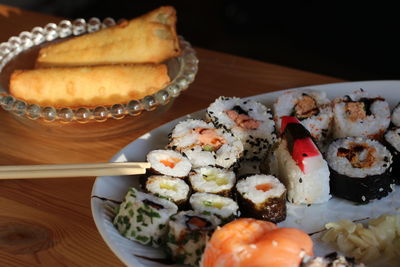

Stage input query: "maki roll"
[
  {"left": 326, "top": 136, "right": 395, "bottom": 203},
  {"left": 146, "top": 149, "right": 191, "bottom": 177},
  {"left": 189, "top": 166, "right": 236, "bottom": 196},
  {"left": 332, "top": 89, "right": 390, "bottom": 139},
  {"left": 166, "top": 210, "right": 220, "bottom": 266},
  {"left": 113, "top": 187, "right": 178, "bottom": 247},
  {"left": 275, "top": 116, "right": 331, "bottom": 204},
  {"left": 273, "top": 89, "right": 333, "bottom": 145},
  {"left": 167, "top": 119, "right": 243, "bottom": 169},
  {"left": 236, "top": 174, "right": 286, "bottom": 223},
  {"left": 207, "top": 96, "right": 277, "bottom": 159},
  {"left": 145, "top": 175, "right": 190, "bottom": 206},
  {"left": 189, "top": 192, "right": 239, "bottom": 222},
  {"left": 384, "top": 127, "right": 400, "bottom": 184}
]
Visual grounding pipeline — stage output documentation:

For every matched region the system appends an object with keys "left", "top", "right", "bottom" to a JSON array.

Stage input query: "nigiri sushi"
[{"left": 201, "top": 218, "right": 313, "bottom": 267}]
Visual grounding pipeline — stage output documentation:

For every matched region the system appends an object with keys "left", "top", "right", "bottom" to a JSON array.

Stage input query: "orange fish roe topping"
[{"left": 225, "top": 110, "right": 260, "bottom": 130}]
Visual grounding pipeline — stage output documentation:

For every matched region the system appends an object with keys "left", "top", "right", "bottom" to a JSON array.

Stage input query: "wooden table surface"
[{"left": 0, "top": 4, "right": 344, "bottom": 266}]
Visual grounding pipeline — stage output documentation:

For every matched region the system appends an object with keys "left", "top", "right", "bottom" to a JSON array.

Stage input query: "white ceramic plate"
[{"left": 91, "top": 80, "right": 400, "bottom": 267}]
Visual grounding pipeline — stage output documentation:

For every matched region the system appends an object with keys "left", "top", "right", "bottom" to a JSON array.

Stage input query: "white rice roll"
[
  {"left": 166, "top": 210, "right": 220, "bottom": 266},
  {"left": 207, "top": 96, "right": 277, "bottom": 159},
  {"left": 189, "top": 166, "right": 236, "bottom": 196},
  {"left": 275, "top": 139, "right": 331, "bottom": 204},
  {"left": 236, "top": 174, "right": 286, "bottom": 223},
  {"left": 167, "top": 119, "right": 243, "bottom": 169},
  {"left": 391, "top": 103, "right": 400, "bottom": 127},
  {"left": 145, "top": 175, "right": 190, "bottom": 205},
  {"left": 113, "top": 187, "right": 178, "bottom": 247},
  {"left": 332, "top": 89, "right": 390, "bottom": 139},
  {"left": 147, "top": 149, "right": 191, "bottom": 177},
  {"left": 189, "top": 192, "right": 239, "bottom": 221},
  {"left": 273, "top": 89, "right": 333, "bottom": 142}
]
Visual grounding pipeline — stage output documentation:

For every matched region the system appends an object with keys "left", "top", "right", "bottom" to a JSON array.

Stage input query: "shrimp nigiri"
[{"left": 201, "top": 218, "right": 313, "bottom": 267}]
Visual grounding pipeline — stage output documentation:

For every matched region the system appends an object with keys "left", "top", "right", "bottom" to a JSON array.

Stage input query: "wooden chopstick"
[{"left": 0, "top": 162, "right": 151, "bottom": 179}]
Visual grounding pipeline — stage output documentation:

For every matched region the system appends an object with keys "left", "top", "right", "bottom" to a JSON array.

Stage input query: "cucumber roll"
[
  {"left": 189, "top": 166, "right": 236, "bottom": 196},
  {"left": 206, "top": 96, "right": 277, "bottom": 160},
  {"left": 326, "top": 137, "right": 395, "bottom": 203},
  {"left": 236, "top": 174, "right": 286, "bottom": 223},
  {"left": 166, "top": 210, "right": 220, "bottom": 266},
  {"left": 167, "top": 119, "right": 243, "bottom": 169},
  {"left": 332, "top": 89, "right": 390, "bottom": 139},
  {"left": 147, "top": 149, "right": 192, "bottom": 178},
  {"left": 384, "top": 127, "right": 400, "bottom": 184},
  {"left": 145, "top": 175, "right": 190, "bottom": 206},
  {"left": 189, "top": 192, "right": 239, "bottom": 222},
  {"left": 275, "top": 116, "right": 331, "bottom": 204},
  {"left": 273, "top": 89, "right": 333, "bottom": 145},
  {"left": 113, "top": 187, "right": 178, "bottom": 247}
]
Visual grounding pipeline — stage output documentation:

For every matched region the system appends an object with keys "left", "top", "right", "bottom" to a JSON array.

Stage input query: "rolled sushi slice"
[
  {"left": 167, "top": 119, "right": 243, "bottom": 169},
  {"left": 273, "top": 89, "right": 333, "bottom": 144},
  {"left": 326, "top": 136, "right": 394, "bottom": 203},
  {"left": 236, "top": 174, "right": 286, "bottom": 223},
  {"left": 166, "top": 210, "right": 221, "bottom": 266},
  {"left": 206, "top": 96, "right": 277, "bottom": 159},
  {"left": 146, "top": 149, "right": 191, "bottom": 178},
  {"left": 189, "top": 192, "right": 239, "bottom": 222},
  {"left": 189, "top": 166, "right": 236, "bottom": 196},
  {"left": 113, "top": 187, "right": 178, "bottom": 247},
  {"left": 145, "top": 175, "right": 190, "bottom": 206},
  {"left": 276, "top": 116, "right": 331, "bottom": 204},
  {"left": 391, "top": 102, "right": 400, "bottom": 127},
  {"left": 384, "top": 127, "right": 400, "bottom": 184},
  {"left": 332, "top": 89, "right": 390, "bottom": 139}
]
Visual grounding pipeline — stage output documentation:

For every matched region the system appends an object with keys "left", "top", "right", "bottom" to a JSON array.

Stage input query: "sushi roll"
[
  {"left": 326, "top": 136, "right": 394, "bottom": 203},
  {"left": 145, "top": 175, "right": 190, "bottom": 206},
  {"left": 189, "top": 166, "right": 236, "bottom": 196},
  {"left": 167, "top": 119, "right": 243, "bottom": 169},
  {"left": 113, "top": 187, "right": 178, "bottom": 247},
  {"left": 207, "top": 96, "right": 277, "bottom": 159},
  {"left": 384, "top": 127, "right": 400, "bottom": 184},
  {"left": 275, "top": 116, "right": 331, "bottom": 204},
  {"left": 166, "top": 210, "right": 220, "bottom": 266},
  {"left": 273, "top": 89, "right": 333, "bottom": 145},
  {"left": 189, "top": 192, "right": 239, "bottom": 222},
  {"left": 146, "top": 149, "right": 191, "bottom": 178},
  {"left": 391, "top": 102, "right": 400, "bottom": 127},
  {"left": 332, "top": 89, "right": 390, "bottom": 139},
  {"left": 236, "top": 174, "right": 286, "bottom": 223}
]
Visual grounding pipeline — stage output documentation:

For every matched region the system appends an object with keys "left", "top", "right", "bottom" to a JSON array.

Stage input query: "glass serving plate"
[{"left": 0, "top": 18, "right": 198, "bottom": 140}]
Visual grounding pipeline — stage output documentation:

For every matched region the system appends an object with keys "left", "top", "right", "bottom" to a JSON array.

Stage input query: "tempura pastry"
[
  {"left": 10, "top": 64, "right": 170, "bottom": 107},
  {"left": 35, "top": 6, "right": 180, "bottom": 68}
]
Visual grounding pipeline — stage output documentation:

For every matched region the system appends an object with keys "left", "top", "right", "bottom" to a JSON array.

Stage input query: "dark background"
[{"left": 3, "top": 0, "right": 400, "bottom": 81}]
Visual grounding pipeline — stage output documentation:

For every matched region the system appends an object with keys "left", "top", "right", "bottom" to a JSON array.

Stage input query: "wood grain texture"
[{"left": 0, "top": 4, "right": 344, "bottom": 266}]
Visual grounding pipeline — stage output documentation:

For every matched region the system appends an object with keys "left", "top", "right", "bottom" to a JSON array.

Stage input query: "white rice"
[
  {"left": 236, "top": 174, "right": 285, "bottom": 204},
  {"left": 385, "top": 127, "right": 400, "bottom": 152},
  {"left": 326, "top": 136, "right": 392, "bottom": 178},
  {"left": 168, "top": 119, "right": 243, "bottom": 169},
  {"left": 391, "top": 103, "right": 400, "bottom": 127},
  {"left": 189, "top": 167, "right": 236, "bottom": 194},
  {"left": 332, "top": 89, "right": 390, "bottom": 139},
  {"left": 273, "top": 89, "right": 333, "bottom": 142},
  {"left": 147, "top": 149, "right": 191, "bottom": 177},
  {"left": 189, "top": 192, "right": 239, "bottom": 219},
  {"left": 276, "top": 139, "right": 331, "bottom": 204},
  {"left": 207, "top": 96, "right": 277, "bottom": 159},
  {"left": 145, "top": 175, "right": 190, "bottom": 203}
]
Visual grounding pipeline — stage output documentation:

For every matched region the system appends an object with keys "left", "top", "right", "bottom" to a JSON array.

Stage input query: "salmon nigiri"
[{"left": 201, "top": 218, "right": 313, "bottom": 267}]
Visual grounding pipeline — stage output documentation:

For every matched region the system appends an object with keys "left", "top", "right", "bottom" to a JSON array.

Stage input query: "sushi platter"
[{"left": 91, "top": 81, "right": 400, "bottom": 267}]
